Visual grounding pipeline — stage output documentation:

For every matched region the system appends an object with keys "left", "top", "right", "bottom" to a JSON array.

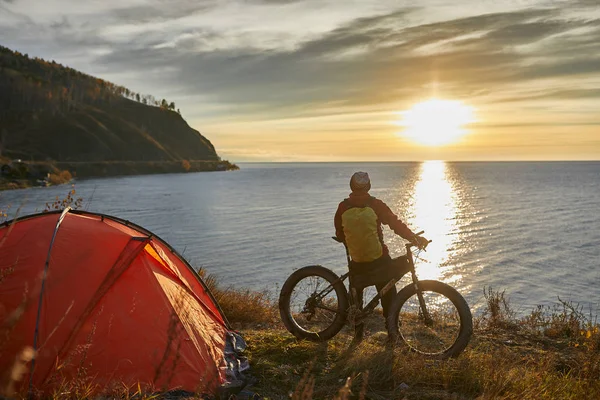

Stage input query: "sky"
[{"left": 1, "top": 0, "right": 599, "bottom": 161}]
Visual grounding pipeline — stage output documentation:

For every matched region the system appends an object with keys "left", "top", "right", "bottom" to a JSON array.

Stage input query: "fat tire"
[
  {"left": 279, "top": 265, "right": 349, "bottom": 342},
  {"left": 388, "top": 280, "right": 472, "bottom": 359}
]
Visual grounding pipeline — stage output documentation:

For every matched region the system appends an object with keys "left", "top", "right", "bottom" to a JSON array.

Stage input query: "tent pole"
[{"left": 28, "top": 207, "right": 71, "bottom": 398}]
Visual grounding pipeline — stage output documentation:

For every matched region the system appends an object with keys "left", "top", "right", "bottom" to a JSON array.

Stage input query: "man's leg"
[
  {"left": 376, "top": 281, "right": 398, "bottom": 332},
  {"left": 373, "top": 255, "right": 404, "bottom": 332},
  {"left": 351, "top": 285, "right": 365, "bottom": 342}
]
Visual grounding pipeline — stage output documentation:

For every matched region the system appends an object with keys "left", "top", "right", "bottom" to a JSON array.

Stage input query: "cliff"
[{"left": 0, "top": 45, "right": 230, "bottom": 177}]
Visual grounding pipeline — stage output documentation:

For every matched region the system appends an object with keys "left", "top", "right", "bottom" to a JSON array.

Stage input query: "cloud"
[
  {"left": 496, "top": 89, "right": 600, "bottom": 104},
  {"left": 483, "top": 19, "right": 569, "bottom": 45},
  {"left": 2, "top": 1, "right": 599, "bottom": 123},
  {"left": 250, "top": 0, "right": 307, "bottom": 3},
  {"left": 577, "top": 0, "right": 600, "bottom": 7},
  {"left": 109, "top": 2, "right": 217, "bottom": 24},
  {"left": 86, "top": 5, "right": 600, "bottom": 121}
]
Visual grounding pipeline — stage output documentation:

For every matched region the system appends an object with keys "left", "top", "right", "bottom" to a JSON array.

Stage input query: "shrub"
[
  {"left": 0, "top": 204, "right": 9, "bottom": 220},
  {"left": 478, "top": 286, "right": 516, "bottom": 330},
  {"left": 47, "top": 169, "right": 72, "bottom": 185},
  {"left": 60, "top": 169, "right": 72, "bottom": 182},
  {"left": 215, "top": 288, "right": 277, "bottom": 326},
  {"left": 197, "top": 268, "right": 277, "bottom": 327},
  {"left": 44, "top": 187, "right": 83, "bottom": 211}
]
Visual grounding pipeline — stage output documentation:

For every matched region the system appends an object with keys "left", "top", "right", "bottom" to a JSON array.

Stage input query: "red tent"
[{"left": 0, "top": 209, "right": 245, "bottom": 397}]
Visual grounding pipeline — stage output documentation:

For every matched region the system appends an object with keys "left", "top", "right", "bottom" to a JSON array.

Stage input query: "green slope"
[{"left": 0, "top": 45, "right": 223, "bottom": 167}]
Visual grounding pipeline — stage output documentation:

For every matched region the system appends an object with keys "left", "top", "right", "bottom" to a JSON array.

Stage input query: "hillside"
[{"left": 0, "top": 45, "right": 233, "bottom": 180}]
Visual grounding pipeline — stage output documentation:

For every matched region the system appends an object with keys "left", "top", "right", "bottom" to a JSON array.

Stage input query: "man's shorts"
[{"left": 348, "top": 255, "right": 410, "bottom": 290}]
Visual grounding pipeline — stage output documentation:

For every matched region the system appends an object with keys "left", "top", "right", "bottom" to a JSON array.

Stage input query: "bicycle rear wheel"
[
  {"left": 279, "top": 265, "right": 349, "bottom": 342},
  {"left": 388, "top": 280, "right": 472, "bottom": 359}
]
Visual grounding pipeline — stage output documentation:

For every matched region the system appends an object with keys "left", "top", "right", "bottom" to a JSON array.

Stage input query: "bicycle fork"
[{"left": 407, "top": 247, "right": 433, "bottom": 326}]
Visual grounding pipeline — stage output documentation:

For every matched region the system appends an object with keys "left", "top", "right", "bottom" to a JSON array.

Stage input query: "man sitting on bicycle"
[{"left": 334, "top": 171, "right": 429, "bottom": 343}]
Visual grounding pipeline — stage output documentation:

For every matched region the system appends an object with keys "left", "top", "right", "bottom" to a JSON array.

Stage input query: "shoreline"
[{"left": 0, "top": 159, "right": 239, "bottom": 191}]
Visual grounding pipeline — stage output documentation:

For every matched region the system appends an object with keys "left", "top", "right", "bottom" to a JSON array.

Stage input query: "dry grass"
[
  {"left": 47, "top": 169, "right": 73, "bottom": 186},
  {"left": 43, "top": 187, "right": 83, "bottom": 211},
  {"left": 0, "top": 204, "right": 10, "bottom": 219},
  {"left": 215, "top": 288, "right": 278, "bottom": 327},
  {"left": 2, "top": 275, "right": 599, "bottom": 400},
  {"left": 242, "top": 287, "right": 600, "bottom": 400},
  {"left": 197, "top": 268, "right": 278, "bottom": 328},
  {"left": 476, "top": 286, "right": 517, "bottom": 330}
]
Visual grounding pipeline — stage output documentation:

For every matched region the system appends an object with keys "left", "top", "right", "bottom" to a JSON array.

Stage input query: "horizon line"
[{"left": 234, "top": 159, "right": 600, "bottom": 163}]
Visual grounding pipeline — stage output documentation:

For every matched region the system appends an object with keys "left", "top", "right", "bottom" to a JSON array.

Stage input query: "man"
[{"left": 334, "top": 171, "right": 429, "bottom": 343}]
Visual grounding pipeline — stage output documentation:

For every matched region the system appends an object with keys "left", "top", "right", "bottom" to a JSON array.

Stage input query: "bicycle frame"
[{"left": 318, "top": 238, "right": 433, "bottom": 324}]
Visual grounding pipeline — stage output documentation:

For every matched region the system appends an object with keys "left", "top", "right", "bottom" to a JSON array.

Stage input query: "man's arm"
[
  {"left": 372, "top": 198, "right": 415, "bottom": 240},
  {"left": 334, "top": 202, "right": 345, "bottom": 242}
]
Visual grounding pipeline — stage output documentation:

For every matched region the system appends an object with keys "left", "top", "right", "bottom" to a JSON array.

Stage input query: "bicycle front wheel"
[
  {"left": 279, "top": 265, "right": 349, "bottom": 342},
  {"left": 388, "top": 280, "right": 472, "bottom": 359}
]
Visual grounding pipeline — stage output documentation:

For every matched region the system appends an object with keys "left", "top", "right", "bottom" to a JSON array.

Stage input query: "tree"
[
  {"left": 0, "top": 128, "right": 7, "bottom": 158},
  {"left": 169, "top": 101, "right": 175, "bottom": 110},
  {"left": 136, "top": 93, "right": 140, "bottom": 102}
]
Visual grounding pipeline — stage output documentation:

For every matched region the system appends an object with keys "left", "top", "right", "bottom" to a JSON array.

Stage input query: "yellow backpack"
[{"left": 341, "top": 199, "right": 383, "bottom": 263}]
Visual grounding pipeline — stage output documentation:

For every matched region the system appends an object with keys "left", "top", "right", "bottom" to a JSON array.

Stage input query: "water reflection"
[{"left": 407, "top": 160, "right": 461, "bottom": 282}]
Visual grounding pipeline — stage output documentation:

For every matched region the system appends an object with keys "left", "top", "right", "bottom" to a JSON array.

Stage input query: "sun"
[{"left": 395, "top": 99, "right": 476, "bottom": 146}]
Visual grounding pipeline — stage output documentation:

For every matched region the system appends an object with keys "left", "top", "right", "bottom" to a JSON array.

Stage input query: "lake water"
[{"left": 1, "top": 161, "right": 599, "bottom": 315}]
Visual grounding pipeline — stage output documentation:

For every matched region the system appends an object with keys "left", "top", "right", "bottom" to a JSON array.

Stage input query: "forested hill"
[{"left": 0, "top": 45, "right": 221, "bottom": 165}]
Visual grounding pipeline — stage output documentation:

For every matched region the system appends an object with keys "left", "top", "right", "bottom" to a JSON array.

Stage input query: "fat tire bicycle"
[{"left": 278, "top": 233, "right": 473, "bottom": 359}]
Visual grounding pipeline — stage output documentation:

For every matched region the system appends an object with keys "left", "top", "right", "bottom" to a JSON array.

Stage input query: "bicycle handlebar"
[
  {"left": 405, "top": 240, "right": 432, "bottom": 249},
  {"left": 406, "top": 231, "right": 432, "bottom": 250}
]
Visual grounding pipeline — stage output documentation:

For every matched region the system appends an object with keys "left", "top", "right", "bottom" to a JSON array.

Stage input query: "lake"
[{"left": 2, "top": 161, "right": 599, "bottom": 315}]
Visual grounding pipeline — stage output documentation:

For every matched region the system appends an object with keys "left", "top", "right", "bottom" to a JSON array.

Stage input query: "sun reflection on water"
[{"left": 407, "top": 160, "right": 461, "bottom": 282}]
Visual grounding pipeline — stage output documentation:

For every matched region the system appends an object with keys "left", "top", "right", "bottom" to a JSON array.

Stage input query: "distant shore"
[
  {"left": 54, "top": 159, "right": 239, "bottom": 177},
  {"left": 0, "top": 159, "right": 239, "bottom": 191}
]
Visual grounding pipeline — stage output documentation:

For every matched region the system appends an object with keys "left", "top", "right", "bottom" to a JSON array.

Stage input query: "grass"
[
  {"left": 43, "top": 186, "right": 83, "bottom": 212},
  {"left": 218, "top": 285, "right": 600, "bottom": 400},
  {"left": 3, "top": 264, "right": 600, "bottom": 399},
  {"left": 200, "top": 268, "right": 278, "bottom": 328},
  {"left": 158, "top": 269, "right": 600, "bottom": 399},
  {"left": 47, "top": 170, "right": 73, "bottom": 186}
]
